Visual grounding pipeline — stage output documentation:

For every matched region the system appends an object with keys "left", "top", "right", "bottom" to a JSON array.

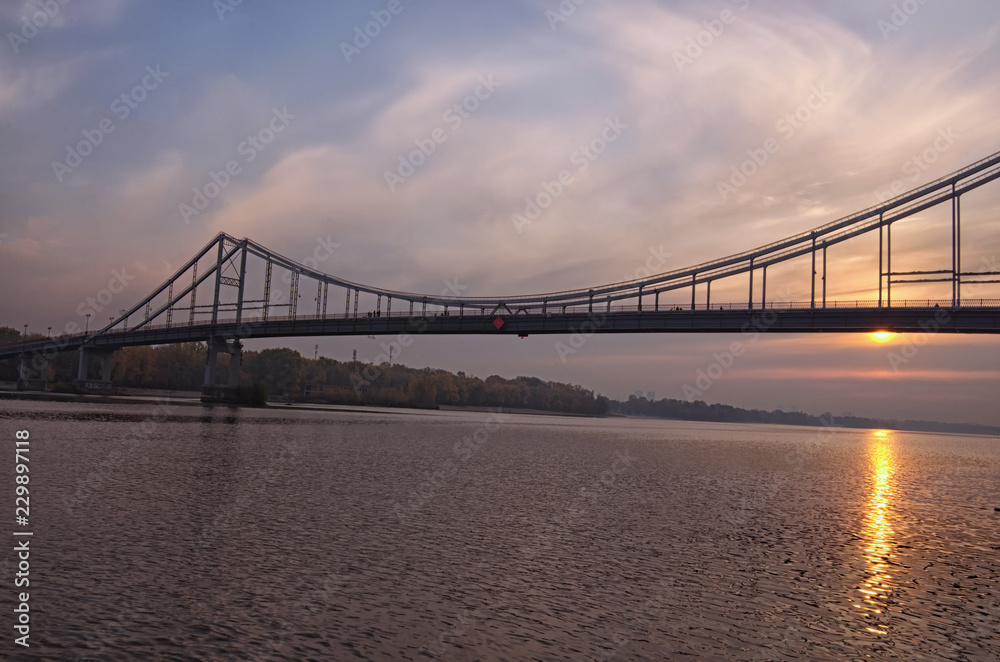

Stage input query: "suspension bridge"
[{"left": 5, "top": 150, "right": 1000, "bottom": 399}]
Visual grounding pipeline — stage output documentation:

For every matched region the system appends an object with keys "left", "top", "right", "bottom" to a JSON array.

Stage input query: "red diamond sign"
[{"left": 493, "top": 316, "right": 505, "bottom": 330}]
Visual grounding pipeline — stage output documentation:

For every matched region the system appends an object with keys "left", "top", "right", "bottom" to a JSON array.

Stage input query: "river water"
[{"left": 1, "top": 399, "right": 998, "bottom": 661}]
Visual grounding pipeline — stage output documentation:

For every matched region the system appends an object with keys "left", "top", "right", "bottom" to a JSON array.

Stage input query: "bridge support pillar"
[
  {"left": 202, "top": 337, "right": 243, "bottom": 403},
  {"left": 77, "top": 348, "right": 114, "bottom": 382},
  {"left": 204, "top": 340, "right": 218, "bottom": 388},
  {"left": 75, "top": 347, "right": 114, "bottom": 393},
  {"left": 16, "top": 355, "right": 46, "bottom": 391},
  {"left": 227, "top": 342, "right": 242, "bottom": 388}
]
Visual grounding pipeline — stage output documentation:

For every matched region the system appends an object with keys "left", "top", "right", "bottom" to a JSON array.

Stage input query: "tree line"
[
  {"left": 0, "top": 328, "right": 608, "bottom": 415},
  {"left": 612, "top": 394, "right": 1000, "bottom": 436},
  {"left": 5, "top": 326, "right": 994, "bottom": 434}
]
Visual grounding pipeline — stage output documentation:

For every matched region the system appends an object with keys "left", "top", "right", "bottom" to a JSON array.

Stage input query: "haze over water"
[{"left": 2, "top": 400, "right": 998, "bottom": 660}]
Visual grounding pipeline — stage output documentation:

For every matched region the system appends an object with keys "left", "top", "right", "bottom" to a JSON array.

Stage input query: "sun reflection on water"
[{"left": 856, "top": 430, "right": 896, "bottom": 635}]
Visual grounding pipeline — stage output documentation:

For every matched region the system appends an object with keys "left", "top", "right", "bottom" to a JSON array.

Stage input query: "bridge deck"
[{"left": 3, "top": 306, "right": 998, "bottom": 360}]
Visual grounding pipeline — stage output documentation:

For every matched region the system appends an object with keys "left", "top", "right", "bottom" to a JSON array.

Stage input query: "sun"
[{"left": 869, "top": 331, "right": 894, "bottom": 343}]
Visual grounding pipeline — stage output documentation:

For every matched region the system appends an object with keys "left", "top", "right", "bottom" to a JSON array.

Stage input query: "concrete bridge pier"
[
  {"left": 201, "top": 337, "right": 243, "bottom": 403},
  {"left": 75, "top": 347, "right": 114, "bottom": 393},
  {"left": 16, "top": 354, "right": 47, "bottom": 391}
]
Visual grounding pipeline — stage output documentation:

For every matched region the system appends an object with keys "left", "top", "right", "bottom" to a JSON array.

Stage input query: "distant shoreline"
[{"left": 2, "top": 387, "right": 998, "bottom": 438}]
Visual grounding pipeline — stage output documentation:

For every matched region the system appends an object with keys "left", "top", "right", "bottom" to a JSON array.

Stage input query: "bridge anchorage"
[{"left": 4, "top": 150, "right": 1000, "bottom": 402}]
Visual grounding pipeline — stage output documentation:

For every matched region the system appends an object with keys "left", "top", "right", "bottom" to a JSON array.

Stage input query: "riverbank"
[
  {"left": 4, "top": 385, "right": 997, "bottom": 436},
  {"left": 0, "top": 388, "right": 606, "bottom": 419}
]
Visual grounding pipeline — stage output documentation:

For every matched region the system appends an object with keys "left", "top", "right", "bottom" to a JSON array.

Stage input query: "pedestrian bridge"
[{"left": 4, "top": 149, "right": 1000, "bottom": 396}]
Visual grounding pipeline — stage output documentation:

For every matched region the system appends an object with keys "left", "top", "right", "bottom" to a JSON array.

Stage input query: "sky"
[{"left": 1, "top": 0, "right": 1000, "bottom": 425}]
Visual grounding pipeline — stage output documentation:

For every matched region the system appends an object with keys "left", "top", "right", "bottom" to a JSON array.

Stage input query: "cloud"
[
  {"left": 735, "top": 367, "right": 1000, "bottom": 382},
  {"left": 168, "top": 0, "right": 1000, "bottom": 309},
  {"left": 1, "top": 0, "right": 129, "bottom": 29},
  {"left": 2, "top": 0, "right": 1000, "bottom": 423},
  {"left": 0, "top": 57, "right": 76, "bottom": 116},
  {"left": 110, "top": 149, "right": 186, "bottom": 229}
]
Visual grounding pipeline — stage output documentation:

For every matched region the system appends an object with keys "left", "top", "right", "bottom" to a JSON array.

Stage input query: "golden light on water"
[
  {"left": 855, "top": 430, "right": 896, "bottom": 635},
  {"left": 869, "top": 331, "right": 894, "bottom": 343}
]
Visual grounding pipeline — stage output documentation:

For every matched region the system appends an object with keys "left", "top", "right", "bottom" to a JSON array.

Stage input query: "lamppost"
[
  {"left": 85, "top": 313, "right": 90, "bottom": 334},
  {"left": 20, "top": 324, "right": 27, "bottom": 384},
  {"left": 120, "top": 309, "right": 127, "bottom": 333},
  {"left": 47, "top": 327, "right": 51, "bottom": 338}
]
